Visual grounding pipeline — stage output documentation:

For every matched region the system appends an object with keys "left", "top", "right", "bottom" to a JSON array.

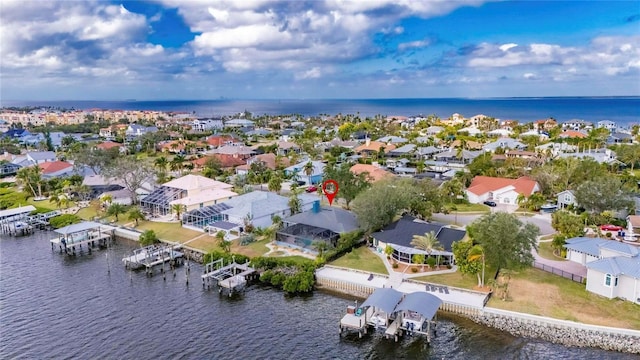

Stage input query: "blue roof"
[
  {"left": 564, "top": 237, "right": 639, "bottom": 258},
  {"left": 587, "top": 257, "right": 640, "bottom": 279}
]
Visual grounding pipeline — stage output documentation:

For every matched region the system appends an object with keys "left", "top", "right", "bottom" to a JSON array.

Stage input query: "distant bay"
[{"left": 2, "top": 97, "right": 638, "bottom": 126}]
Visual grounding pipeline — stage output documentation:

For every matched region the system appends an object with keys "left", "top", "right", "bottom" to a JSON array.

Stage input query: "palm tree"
[
  {"left": 410, "top": 231, "right": 443, "bottom": 269},
  {"left": 271, "top": 214, "right": 283, "bottom": 230},
  {"left": 107, "top": 203, "right": 126, "bottom": 221},
  {"left": 100, "top": 194, "right": 113, "bottom": 209},
  {"left": 139, "top": 229, "right": 159, "bottom": 246},
  {"left": 16, "top": 166, "right": 44, "bottom": 198},
  {"left": 171, "top": 204, "right": 186, "bottom": 222},
  {"left": 468, "top": 245, "right": 486, "bottom": 287},
  {"left": 313, "top": 240, "right": 329, "bottom": 259},
  {"left": 268, "top": 172, "right": 283, "bottom": 194},
  {"left": 127, "top": 206, "right": 145, "bottom": 226},
  {"left": 303, "top": 161, "right": 314, "bottom": 185},
  {"left": 154, "top": 156, "right": 168, "bottom": 171},
  {"left": 170, "top": 155, "right": 186, "bottom": 172},
  {"left": 217, "top": 231, "right": 231, "bottom": 253}
]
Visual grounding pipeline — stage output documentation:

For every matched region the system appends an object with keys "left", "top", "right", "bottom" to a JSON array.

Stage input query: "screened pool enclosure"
[{"left": 181, "top": 203, "right": 232, "bottom": 229}]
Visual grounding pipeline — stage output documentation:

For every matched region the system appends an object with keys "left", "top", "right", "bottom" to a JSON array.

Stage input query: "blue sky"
[{"left": 1, "top": 0, "right": 638, "bottom": 100}]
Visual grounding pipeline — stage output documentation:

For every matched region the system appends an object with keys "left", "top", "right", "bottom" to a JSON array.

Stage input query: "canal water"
[{"left": 0, "top": 232, "right": 634, "bottom": 359}]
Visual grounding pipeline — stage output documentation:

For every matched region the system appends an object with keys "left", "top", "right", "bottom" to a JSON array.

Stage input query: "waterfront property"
[
  {"left": 122, "top": 244, "right": 184, "bottom": 276},
  {"left": 140, "top": 174, "right": 237, "bottom": 217},
  {"left": 277, "top": 203, "right": 359, "bottom": 253},
  {"left": 339, "top": 287, "right": 441, "bottom": 343},
  {"left": 50, "top": 221, "right": 115, "bottom": 256},
  {"left": 0, "top": 205, "right": 37, "bottom": 236},
  {"left": 564, "top": 237, "right": 640, "bottom": 303},
  {"left": 371, "top": 215, "right": 465, "bottom": 266},
  {"left": 201, "top": 258, "right": 256, "bottom": 296}
]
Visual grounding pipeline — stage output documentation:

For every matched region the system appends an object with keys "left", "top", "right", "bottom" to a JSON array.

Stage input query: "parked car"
[
  {"left": 306, "top": 185, "right": 317, "bottom": 193},
  {"left": 483, "top": 200, "right": 497, "bottom": 207},
  {"left": 600, "top": 224, "right": 623, "bottom": 232}
]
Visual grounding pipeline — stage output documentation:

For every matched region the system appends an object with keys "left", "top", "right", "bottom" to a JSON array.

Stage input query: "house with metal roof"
[{"left": 563, "top": 237, "right": 640, "bottom": 303}]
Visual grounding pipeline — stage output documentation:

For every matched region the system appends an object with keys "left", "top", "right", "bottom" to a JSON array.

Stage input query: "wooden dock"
[
  {"left": 201, "top": 259, "right": 257, "bottom": 296},
  {"left": 122, "top": 244, "right": 184, "bottom": 276}
]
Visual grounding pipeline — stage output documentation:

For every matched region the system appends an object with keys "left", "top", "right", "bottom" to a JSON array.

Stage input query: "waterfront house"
[
  {"left": 556, "top": 190, "right": 577, "bottom": 209},
  {"left": 562, "top": 119, "right": 593, "bottom": 131},
  {"left": 181, "top": 191, "right": 316, "bottom": 233},
  {"left": 277, "top": 203, "right": 359, "bottom": 253},
  {"left": 564, "top": 237, "right": 640, "bottom": 303},
  {"left": 534, "top": 118, "right": 558, "bottom": 131},
  {"left": 140, "top": 174, "right": 237, "bottom": 217},
  {"left": 465, "top": 176, "right": 540, "bottom": 205},
  {"left": 597, "top": 120, "right": 617, "bottom": 132},
  {"left": 371, "top": 215, "right": 465, "bottom": 266},
  {"left": 192, "top": 117, "right": 223, "bottom": 132}
]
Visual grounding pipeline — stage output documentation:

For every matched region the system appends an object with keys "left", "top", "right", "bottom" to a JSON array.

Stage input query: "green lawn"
[
  {"left": 232, "top": 238, "right": 271, "bottom": 257},
  {"left": 447, "top": 203, "right": 490, "bottom": 213},
  {"left": 536, "top": 241, "right": 566, "bottom": 261},
  {"left": 271, "top": 255, "right": 314, "bottom": 265},
  {"left": 134, "top": 221, "right": 202, "bottom": 242},
  {"left": 76, "top": 206, "right": 100, "bottom": 221},
  {"left": 330, "top": 246, "right": 388, "bottom": 274},
  {"left": 413, "top": 271, "right": 480, "bottom": 289},
  {"left": 488, "top": 268, "right": 640, "bottom": 329}
]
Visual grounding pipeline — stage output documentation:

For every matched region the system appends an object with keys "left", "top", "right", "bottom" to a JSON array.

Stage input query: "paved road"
[{"left": 432, "top": 212, "right": 555, "bottom": 235}]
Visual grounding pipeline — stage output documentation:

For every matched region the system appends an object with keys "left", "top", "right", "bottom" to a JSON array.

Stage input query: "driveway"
[{"left": 432, "top": 212, "right": 554, "bottom": 235}]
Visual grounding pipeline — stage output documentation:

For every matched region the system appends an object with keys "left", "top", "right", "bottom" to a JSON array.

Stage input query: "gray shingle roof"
[
  {"left": 284, "top": 206, "right": 359, "bottom": 234},
  {"left": 372, "top": 215, "right": 465, "bottom": 252}
]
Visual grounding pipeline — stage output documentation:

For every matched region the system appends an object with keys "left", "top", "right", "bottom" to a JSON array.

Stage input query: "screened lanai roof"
[
  {"left": 360, "top": 288, "right": 403, "bottom": 314},
  {"left": 395, "top": 292, "right": 442, "bottom": 320},
  {"left": 279, "top": 223, "right": 338, "bottom": 240},
  {"left": 389, "top": 244, "right": 453, "bottom": 257},
  {"left": 140, "top": 186, "right": 183, "bottom": 206},
  {"left": 183, "top": 203, "right": 231, "bottom": 218}
]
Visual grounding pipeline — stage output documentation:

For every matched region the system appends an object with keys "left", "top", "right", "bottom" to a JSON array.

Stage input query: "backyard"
[
  {"left": 488, "top": 268, "right": 640, "bottom": 329},
  {"left": 536, "top": 241, "right": 565, "bottom": 261},
  {"left": 135, "top": 221, "right": 203, "bottom": 243},
  {"left": 413, "top": 265, "right": 496, "bottom": 292},
  {"left": 329, "top": 246, "right": 388, "bottom": 275}
]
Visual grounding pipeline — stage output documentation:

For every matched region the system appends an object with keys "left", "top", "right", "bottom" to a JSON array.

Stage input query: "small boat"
[{"left": 540, "top": 204, "right": 558, "bottom": 213}]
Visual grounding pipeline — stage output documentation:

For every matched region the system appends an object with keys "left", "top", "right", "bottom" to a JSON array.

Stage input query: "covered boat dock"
[
  {"left": 50, "top": 221, "right": 115, "bottom": 256},
  {"left": 339, "top": 288, "right": 442, "bottom": 343}
]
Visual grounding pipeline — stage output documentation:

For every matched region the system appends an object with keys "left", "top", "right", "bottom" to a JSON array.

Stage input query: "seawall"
[{"left": 316, "top": 267, "right": 640, "bottom": 354}]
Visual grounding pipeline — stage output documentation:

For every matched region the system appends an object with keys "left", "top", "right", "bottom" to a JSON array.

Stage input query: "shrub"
[
  {"left": 411, "top": 267, "right": 418, "bottom": 273},
  {"left": 426, "top": 257, "right": 437, "bottom": 268},
  {"left": 202, "top": 251, "right": 250, "bottom": 265},
  {"left": 392, "top": 263, "right": 399, "bottom": 269},
  {"left": 49, "top": 214, "right": 81, "bottom": 229},
  {"left": 605, "top": 232, "right": 612, "bottom": 238}
]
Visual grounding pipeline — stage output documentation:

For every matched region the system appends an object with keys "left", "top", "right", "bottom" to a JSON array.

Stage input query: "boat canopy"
[
  {"left": 394, "top": 292, "right": 442, "bottom": 320},
  {"left": 359, "top": 288, "right": 403, "bottom": 314}
]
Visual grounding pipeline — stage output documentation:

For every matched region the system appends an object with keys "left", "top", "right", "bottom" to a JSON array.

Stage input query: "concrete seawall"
[{"left": 315, "top": 266, "right": 640, "bottom": 354}]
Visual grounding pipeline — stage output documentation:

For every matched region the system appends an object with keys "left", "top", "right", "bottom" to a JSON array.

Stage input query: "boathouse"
[{"left": 50, "top": 221, "right": 115, "bottom": 256}]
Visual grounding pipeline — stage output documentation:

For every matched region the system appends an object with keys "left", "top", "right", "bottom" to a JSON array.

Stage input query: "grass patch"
[
  {"left": 76, "top": 206, "right": 100, "bottom": 221},
  {"left": 448, "top": 203, "right": 490, "bottom": 213},
  {"left": 330, "top": 246, "right": 388, "bottom": 274},
  {"left": 536, "top": 241, "right": 566, "bottom": 261},
  {"left": 134, "top": 221, "right": 202, "bottom": 242},
  {"left": 231, "top": 238, "right": 270, "bottom": 258},
  {"left": 488, "top": 268, "right": 640, "bottom": 329},
  {"left": 273, "top": 255, "right": 314, "bottom": 265}
]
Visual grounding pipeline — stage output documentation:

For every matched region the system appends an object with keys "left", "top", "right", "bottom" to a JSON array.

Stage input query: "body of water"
[
  {"left": 0, "top": 232, "right": 635, "bottom": 359},
  {"left": 1, "top": 97, "right": 639, "bottom": 126}
]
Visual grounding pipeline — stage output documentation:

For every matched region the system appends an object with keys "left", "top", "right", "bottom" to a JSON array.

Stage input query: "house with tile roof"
[
  {"left": 558, "top": 130, "right": 588, "bottom": 139},
  {"left": 235, "top": 153, "right": 290, "bottom": 176},
  {"left": 350, "top": 164, "right": 394, "bottom": 183},
  {"left": 564, "top": 237, "right": 640, "bottom": 303},
  {"left": 191, "top": 154, "right": 246, "bottom": 170},
  {"left": 39, "top": 160, "right": 74, "bottom": 179},
  {"left": 354, "top": 140, "right": 397, "bottom": 157},
  {"left": 465, "top": 176, "right": 540, "bottom": 205},
  {"left": 95, "top": 141, "right": 123, "bottom": 151}
]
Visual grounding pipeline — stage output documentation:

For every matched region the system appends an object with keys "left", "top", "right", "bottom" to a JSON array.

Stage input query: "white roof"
[
  {"left": 163, "top": 174, "right": 233, "bottom": 191},
  {"left": 54, "top": 221, "right": 104, "bottom": 235},
  {"left": 170, "top": 188, "right": 238, "bottom": 206},
  {"left": 0, "top": 205, "right": 36, "bottom": 218}
]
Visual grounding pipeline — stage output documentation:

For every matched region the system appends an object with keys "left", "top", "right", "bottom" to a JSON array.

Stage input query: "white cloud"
[
  {"left": 398, "top": 39, "right": 431, "bottom": 51},
  {"left": 499, "top": 43, "right": 518, "bottom": 52}
]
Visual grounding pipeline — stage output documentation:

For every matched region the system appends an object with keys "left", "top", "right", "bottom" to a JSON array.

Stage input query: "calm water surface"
[{"left": 0, "top": 232, "right": 635, "bottom": 359}]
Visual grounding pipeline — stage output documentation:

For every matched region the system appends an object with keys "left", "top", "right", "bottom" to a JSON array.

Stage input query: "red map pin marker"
[{"left": 322, "top": 179, "right": 339, "bottom": 206}]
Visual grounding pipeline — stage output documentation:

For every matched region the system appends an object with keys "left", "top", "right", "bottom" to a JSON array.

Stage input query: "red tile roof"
[
  {"left": 192, "top": 154, "right": 246, "bottom": 169},
  {"left": 350, "top": 164, "right": 394, "bottom": 182},
  {"left": 206, "top": 135, "right": 242, "bottom": 147},
  {"left": 96, "top": 141, "right": 123, "bottom": 150},
  {"left": 559, "top": 130, "right": 587, "bottom": 139},
  {"left": 39, "top": 161, "right": 73, "bottom": 174},
  {"left": 467, "top": 176, "right": 539, "bottom": 196}
]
